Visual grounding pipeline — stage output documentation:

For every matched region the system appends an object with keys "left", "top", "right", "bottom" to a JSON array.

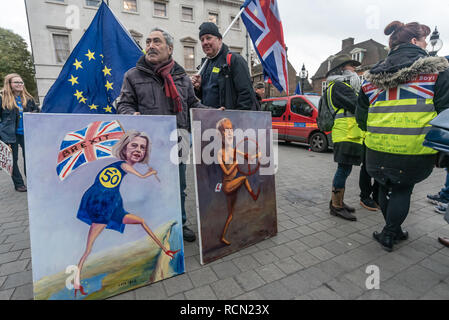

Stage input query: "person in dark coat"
[
  {"left": 356, "top": 21, "right": 449, "bottom": 252},
  {"left": 117, "top": 27, "right": 205, "bottom": 242},
  {"left": 254, "top": 82, "right": 265, "bottom": 103},
  {"left": 191, "top": 22, "right": 257, "bottom": 110},
  {"left": 0, "top": 73, "right": 39, "bottom": 192}
]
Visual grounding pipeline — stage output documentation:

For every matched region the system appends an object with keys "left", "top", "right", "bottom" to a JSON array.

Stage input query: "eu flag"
[{"left": 41, "top": 1, "right": 142, "bottom": 114}]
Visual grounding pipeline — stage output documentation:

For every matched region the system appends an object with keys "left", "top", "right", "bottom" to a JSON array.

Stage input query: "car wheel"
[{"left": 309, "top": 132, "right": 328, "bottom": 152}]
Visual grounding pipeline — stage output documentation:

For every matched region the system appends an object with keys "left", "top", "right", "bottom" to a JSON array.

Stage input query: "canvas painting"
[
  {"left": 191, "top": 109, "right": 277, "bottom": 264},
  {"left": 24, "top": 113, "right": 184, "bottom": 300}
]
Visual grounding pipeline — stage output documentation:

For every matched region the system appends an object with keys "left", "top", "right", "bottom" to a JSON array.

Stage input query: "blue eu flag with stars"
[{"left": 42, "top": 1, "right": 142, "bottom": 114}]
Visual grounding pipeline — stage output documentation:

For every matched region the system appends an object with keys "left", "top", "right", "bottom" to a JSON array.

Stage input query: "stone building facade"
[{"left": 25, "top": 0, "right": 249, "bottom": 102}]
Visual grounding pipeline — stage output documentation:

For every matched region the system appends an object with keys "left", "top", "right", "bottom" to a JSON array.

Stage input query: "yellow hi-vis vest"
[
  {"left": 328, "top": 81, "right": 364, "bottom": 145},
  {"left": 362, "top": 75, "right": 438, "bottom": 156}
]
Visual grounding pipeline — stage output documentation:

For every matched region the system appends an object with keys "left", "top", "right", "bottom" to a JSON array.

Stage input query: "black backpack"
[
  {"left": 222, "top": 52, "right": 260, "bottom": 111},
  {"left": 317, "top": 82, "right": 340, "bottom": 131}
]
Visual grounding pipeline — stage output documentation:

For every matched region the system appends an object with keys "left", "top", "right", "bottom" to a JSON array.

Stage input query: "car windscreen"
[
  {"left": 261, "top": 100, "right": 287, "bottom": 117},
  {"left": 305, "top": 96, "right": 320, "bottom": 109}
]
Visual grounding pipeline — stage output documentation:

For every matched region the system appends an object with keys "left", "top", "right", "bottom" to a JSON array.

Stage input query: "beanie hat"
[{"left": 199, "top": 22, "right": 222, "bottom": 39}]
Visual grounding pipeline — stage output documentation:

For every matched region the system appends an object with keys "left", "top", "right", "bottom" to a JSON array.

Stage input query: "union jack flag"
[
  {"left": 241, "top": 0, "right": 288, "bottom": 94},
  {"left": 56, "top": 120, "right": 124, "bottom": 181},
  {"left": 362, "top": 73, "right": 438, "bottom": 105}
]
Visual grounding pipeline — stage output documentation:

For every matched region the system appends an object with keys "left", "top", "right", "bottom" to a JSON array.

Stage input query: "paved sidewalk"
[{"left": 1, "top": 143, "right": 449, "bottom": 300}]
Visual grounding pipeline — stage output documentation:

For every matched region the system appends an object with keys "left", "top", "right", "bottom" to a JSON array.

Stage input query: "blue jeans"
[
  {"left": 179, "top": 162, "right": 187, "bottom": 225},
  {"left": 439, "top": 168, "right": 449, "bottom": 201},
  {"left": 333, "top": 163, "right": 352, "bottom": 189}
]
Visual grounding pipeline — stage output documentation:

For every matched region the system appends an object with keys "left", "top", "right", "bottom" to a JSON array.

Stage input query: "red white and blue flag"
[
  {"left": 56, "top": 120, "right": 124, "bottom": 181},
  {"left": 362, "top": 74, "right": 438, "bottom": 105},
  {"left": 241, "top": 0, "right": 288, "bottom": 94}
]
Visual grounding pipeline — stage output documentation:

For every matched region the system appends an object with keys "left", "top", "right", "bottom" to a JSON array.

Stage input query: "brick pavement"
[{"left": 1, "top": 143, "right": 449, "bottom": 300}]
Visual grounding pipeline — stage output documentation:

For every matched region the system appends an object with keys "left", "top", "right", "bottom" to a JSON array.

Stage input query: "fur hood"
[{"left": 364, "top": 43, "right": 449, "bottom": 90}]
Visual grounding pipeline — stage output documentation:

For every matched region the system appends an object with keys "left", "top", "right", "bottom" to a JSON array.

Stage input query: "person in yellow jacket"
[
  {"left": 326, "top": 54, "right": 364, "bottom": 221},
  {"left": 356, "top": 21, "right": 449, "bottom": 252}
]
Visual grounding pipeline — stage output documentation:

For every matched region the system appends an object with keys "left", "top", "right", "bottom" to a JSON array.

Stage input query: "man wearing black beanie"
[{"left": 191, "top": 22, "right": 258, "bottom": 110}]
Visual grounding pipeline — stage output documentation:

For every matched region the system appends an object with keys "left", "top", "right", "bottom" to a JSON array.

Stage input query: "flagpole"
[{"left": 197, "top": 7, "right": 246, "bottom": 75}]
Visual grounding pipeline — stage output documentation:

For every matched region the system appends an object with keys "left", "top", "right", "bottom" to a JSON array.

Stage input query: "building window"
[
  {"left": 52, "top": 34, "right": 70, "bottom": 63},
  {"left": 230, "top": 47, "right": 242, "bottom": 55},
  {"left": 208, "top": 12, "right": 219, "bottom": 25},
  {"left": 154, "top": 2, "right": 167, "bottom": 17},
  {"left": 123, "top": 0, "right": 137, "bottom": 12},
  {"left": 230, "top": 16, "right": 241, "bottom": 30},
  {"left": 182, "top": 6, "right": 193, "bottom": 21},
  {"left": 184, "top": 46, "right": 195, "bottom": 71},
  {"left": 352, "top": 52, "right": 364, "bottom": 63},
  {"left": 85, "top": 0, "right": 101, "bottom": 7},
  {"left": 321, "top": 81, "right": 327, "bottom": 95}
]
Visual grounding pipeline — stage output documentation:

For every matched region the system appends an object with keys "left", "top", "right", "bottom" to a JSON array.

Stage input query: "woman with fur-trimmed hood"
[{"left": 356, "top": 21, "right": 449, "bottom": 252}]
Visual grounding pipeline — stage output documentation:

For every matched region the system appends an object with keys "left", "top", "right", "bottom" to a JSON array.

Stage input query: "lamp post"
[
  {"left": 300, "top": 64, "right": 309, "bottom": 95},
  {"left": 428, "top": 27, "right": 443, "bottom": 56}
]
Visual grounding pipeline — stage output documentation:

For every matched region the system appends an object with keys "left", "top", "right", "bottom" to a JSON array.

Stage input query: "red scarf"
[{"left": 154, "top": 59, "right": 182, "bottom": 113}]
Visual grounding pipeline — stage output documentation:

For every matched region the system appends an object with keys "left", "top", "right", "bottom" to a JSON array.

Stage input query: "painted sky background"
[
  {"left": 1, "top": 0, "right": 449, "bottom": 80},
  {"left": 23, "top": 113, "right": 182, "bottom": 281}
]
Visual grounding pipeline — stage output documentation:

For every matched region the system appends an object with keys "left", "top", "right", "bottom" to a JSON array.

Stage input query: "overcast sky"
[{"left": 1, "top": 0, "right": 449, "bottom": 78}]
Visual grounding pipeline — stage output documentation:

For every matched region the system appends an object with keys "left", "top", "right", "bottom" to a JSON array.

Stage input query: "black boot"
[
  {"left": 373, "top": 230, "right": 395, "bottom": 252},
  {"left": 394, "top": 227, "right": 409, "bottom": 243}
]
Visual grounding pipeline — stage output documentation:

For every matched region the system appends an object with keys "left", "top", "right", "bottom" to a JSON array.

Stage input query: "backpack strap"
[
  {"left": 226, "top": 52, "right": 233, "bottom": 67},
  {"left": 326, "top": 81, "right": 340, "bottom": 116}
]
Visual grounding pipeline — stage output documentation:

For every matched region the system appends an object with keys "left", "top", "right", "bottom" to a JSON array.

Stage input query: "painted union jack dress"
[{"left": 77, "top": 161, "right": 128, "bottom": 233}]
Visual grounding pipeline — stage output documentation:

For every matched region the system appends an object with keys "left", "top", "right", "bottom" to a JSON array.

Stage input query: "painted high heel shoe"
[
  {"left": 164, "top": 249, "right": 180, "bottom": 259},
  {"left": 74, "top": 285, "right": 88, "bottom": 298},
  {"left": 250, "top": 188, "right": 261, "bottom": 201}
]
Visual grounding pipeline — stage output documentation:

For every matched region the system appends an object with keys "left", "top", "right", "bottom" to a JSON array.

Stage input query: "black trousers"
[
  {"left": 367, "top": 162, "right": 433, "bottom": 236},
  {"left": 11, "top": 134, "right": 26, "bottom": 189},
  {"left": 377, "top": 182, "right": 414, "bottom": 234},
  {"left": 359, "top": 145, "right": 379, "bottom": 202},
  {"left": 359, "top": 161, "right": 379, "bottom": 202}
]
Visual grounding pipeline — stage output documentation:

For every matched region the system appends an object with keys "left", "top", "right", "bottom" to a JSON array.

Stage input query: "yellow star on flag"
[
  {"left": 105, "top": 81, "right": 113, "bottom": 91},
  {"left": 74, "top": 90, "right": 84, "bottom": 100},
  {"left": 85, "top": 49, "right": 96, "bottom": 61},
  {"left": 73, "top": 59, "right": 83, "bottom": 70},
  {"left": 104, "top": 105, "right": 113, "bottom": 113},
  {"left": 79, "top": 97, "right": 87, "bottom": 104},
  {"left": 102, "top": 66, "right": 112, "bottom": 76},
  {"left": 68, "top": 75, "right": 79, "bottom": 86},
  {"left": 89, "top": 104, "right": 98, "bottom": 110}
]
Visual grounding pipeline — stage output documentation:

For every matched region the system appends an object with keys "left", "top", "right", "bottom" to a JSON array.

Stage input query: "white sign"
[{"left": 0, "top": 140, "right": 13, "bottom": 176}]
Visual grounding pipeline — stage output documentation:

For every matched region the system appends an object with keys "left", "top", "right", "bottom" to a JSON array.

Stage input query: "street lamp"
[
  {"left": 300, "top": 64, "right": 309, "bottom": 95},
  {"left": 428, "top": 27, "right": 443, "bottom": 56}
]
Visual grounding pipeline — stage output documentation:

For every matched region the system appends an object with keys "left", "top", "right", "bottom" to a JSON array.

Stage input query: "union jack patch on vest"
[{"left": 362, "top": 73, "right": 438, "bottom": 105}]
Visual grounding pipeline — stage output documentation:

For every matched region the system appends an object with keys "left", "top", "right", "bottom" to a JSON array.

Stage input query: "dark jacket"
[
  {"left": 0, "top": 95, "right": 38, "bottom": 144},
  {"left": 196, "top": 44, "right": 257, "bottom": 110},
  {"left": 329, "top": 80, "right": 363, "bottom": 165},
  {"left": 117, "top": 56, "right": 204, "bottom": 131},
  {"left": 356, "top": 44, "right": 449, "bottom": 179}
]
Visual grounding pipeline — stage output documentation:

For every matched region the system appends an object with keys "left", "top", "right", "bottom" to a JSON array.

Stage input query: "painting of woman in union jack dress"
[
  {"left": 73, "top": 130, "right": 179, "bottom": 298},
  {"left": 24, "top": 114, "right": 184, "bottom": 300}
]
